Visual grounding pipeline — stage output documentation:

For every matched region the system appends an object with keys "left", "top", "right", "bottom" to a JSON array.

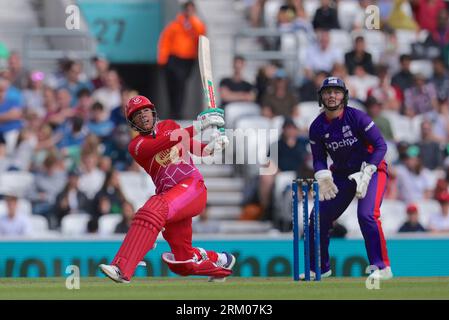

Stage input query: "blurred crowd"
[
  {"left": 0, "top": 50, "right": 140, "bottom": 235},
  {"left": 222, "top": 0, "right": 449, "bottom": 234}
]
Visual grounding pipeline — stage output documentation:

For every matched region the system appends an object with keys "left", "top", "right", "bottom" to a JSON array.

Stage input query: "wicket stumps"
[{"left": 292, "top": 179, "right": 321, "bottom": 281}]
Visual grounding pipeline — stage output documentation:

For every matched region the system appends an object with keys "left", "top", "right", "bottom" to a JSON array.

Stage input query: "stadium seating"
[
  {"left": 29, "top": 215, "right": 50, "bottom": 236},
  {"left": 329, "top": 30, "right": 353, "bottom": 54},
  {"left": 396, "top": 29, "right": 418, "bottom": 54},
  {"left": 0, "top": 171, "right": 34, "bottom": 198},
  {"left": 225, "top": 102, "right": 261, "bottom": 129},
  {"left": 118, "top": 171, "right": 156, "bottom": 211},
  {"left": 61, "top": 213, "right": 91, "bottom": 236},
  {"left": 410, "top": 60, "right": 434, "bottom": 79},
  {"left": 273, "top": 171, "right": 296, "bottom": 224},
  {"left": 294, "top": 102, "right": 321, "bottom": 131},
  {"left": 98, "top": 214, "right": 122, "bottom": 236}
]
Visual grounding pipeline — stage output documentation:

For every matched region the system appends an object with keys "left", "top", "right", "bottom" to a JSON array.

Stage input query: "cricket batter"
[
  {"left": 306, "top": 77, "right": 392, "bottom": 280},
  {"left": 100, "top": 95, "right": 235, "bottom": 283}
]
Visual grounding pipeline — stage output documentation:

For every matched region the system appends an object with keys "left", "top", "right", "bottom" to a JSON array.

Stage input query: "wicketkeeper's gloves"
[
  {"left": 314, "top": 169, "right": 339, "bottom": 201},
  {"left": 348, "top": 162, "right": 377, "bottom": 199}
]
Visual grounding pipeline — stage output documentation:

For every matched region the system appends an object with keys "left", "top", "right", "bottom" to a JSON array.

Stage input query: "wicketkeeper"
[
  {"left": 306, "top": 77, "right": 392, "bottom": 280},
  {"left": 100, "top": 95, "right": 235, "bottom": 283}
]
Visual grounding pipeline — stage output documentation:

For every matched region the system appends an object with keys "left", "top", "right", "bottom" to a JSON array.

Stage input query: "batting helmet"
[
  {"left": 125, "top": 95, "right": 157, "bottom": 134},
  {"left": 318, "top": 77, "right": 349, "bottom": 108},
  {"left": 125, "top": 95, "right": 155, "bottom": 121}
]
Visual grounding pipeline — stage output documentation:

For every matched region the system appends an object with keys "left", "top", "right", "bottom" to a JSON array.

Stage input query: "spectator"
[
  {"left": 424, "top": 9, "right": 449, "bottom": 66},
  {"left": 23, "top": 71, "right": 46, "bottom": 117},
  {"left": 380, "top": 28, "right": 401, "bottom": 75},
  {"left": 92, "top": 69, "right": 122, "bottom": 115},
  {"left": 261, "top": 69, "right": 299, "bottom": 118},
  {"left": 331, "top": 63, "right": 357, "bottom": 97},
  {"left": 72, "top": 88, "right": 93, "bottom": 122},
  {"left": 55, "top": 116, "right": 88, "bottom": 158},
  {"left": 54, "top": 168, "right": 91, "bottom": 227},
  {"left": 219, "top": 56, "right": 255, "bottom": 107},
  {"left": 114, "top": 201, "right": 135, "bottom": 234},
  {"left": 279, "top": 0, "right": 314, "bottom": 40},
  {"left": 395, "top": 145, "right": 434, "bottom": 203},
  {"left": 403, "top": 73, "right": 438, "bottom": 116},
  {"left": 110, "top": 89, "right": 138, "bottom": 127},
  {"left": 431, "top": 58, "right": 449, "bottom": 103},
  {"left": 44, "top": 88, "right": 74, "bottom": 130},
  {"left": 7, "top": 51, "right": 28, "bottom": 90},
  {"left": 157, "top": 0, "right": 206, "bottom": 119},
  {"left": 365, "top": 96, "right": 395, "bottom": 142},
  {"left": 31, "top": 124, "right": 56, "bottom": 171},
  {"left": 410, "top": 0, "right": 446, "bottom": 34},
  {"left": 0, "top": 193, "right": 31, "bottom": 236},
  {"left": 78, "top": 151, "right": 105, "bottom": 199},
  {"left": 299, "top": 70, "right": 329, "bottom": 102},
  {"left": 367, "top": 65, "right": 401, "bottom": 112},
  {"left": 345, "top": 36, "right": 375, "bottom": 75},
  {"left": 398, "top": 203, "right": 427, "bottom": 232},
  {"left": 304, "top": 29, "right": 344, "bottom": 76},
  {"left": 91, "top": 169, "right": 126, "bottom": 219},
  {"left": 0, "top": 77, "right": 23, "bottom": 153},
  {"left": 28, "top": 153, "right": 67, "bottom": 226},
  {"left": 348, "top": 65, "right": 379, "bottom": 102},
  {"left": 87, "top": 102, "right": 114, "bottom": 140},
  {"left": 312, "top": 0, "right": 340, "bottom": 30},
  {"left": 249, "top": 0, "right": 266, "bottom": 28},
  {"left": 428, "top": 191, "right": 449, "bottom": 232},
  {"left": 103, "top": 124, "right": 133, "bottom": 171},
  {"left": 58, "top": 60, "right": 93, "bottom": 106},
  {"left": 7, "top": 128, "right": 37, "bottom": 171},
  {"left": 255, "top": 62, "right": 279, "bottom": 104},
  {"left": 91, "top": 54, "right": 110, "bottom": 89},
  {"left": 391, "top": 54, "right": 415, "bottom": 96},
  {"left": 417, "top": 119, "right": 444, "bottom": 169},
  {"left": 351, "top": 0, "right": 375, "bottom": 31},
  {"left": 0, "top": 135, "right": 9, "bottom": 172},
  {"left": 258, "top": 118, "right": 310, "bottom": 223}
]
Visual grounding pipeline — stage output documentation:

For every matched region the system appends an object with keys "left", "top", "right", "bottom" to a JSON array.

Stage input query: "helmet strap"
[{"left": 128, "top": 110, "right": 158, "bottom": 136}]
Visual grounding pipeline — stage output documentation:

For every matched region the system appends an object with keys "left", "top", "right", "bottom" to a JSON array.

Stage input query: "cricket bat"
[{"left": 198, "top": 35, "right": 217, "bottom": 110}]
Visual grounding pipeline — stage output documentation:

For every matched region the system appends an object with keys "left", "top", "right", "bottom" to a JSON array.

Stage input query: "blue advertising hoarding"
[{"left": 0, "top": 238, "right": 448, "bottom": 278}]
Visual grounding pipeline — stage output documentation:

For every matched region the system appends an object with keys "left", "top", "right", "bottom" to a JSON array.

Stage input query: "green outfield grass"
[{"left": 0, "top": 277, "right": 448, "bottom": 300}]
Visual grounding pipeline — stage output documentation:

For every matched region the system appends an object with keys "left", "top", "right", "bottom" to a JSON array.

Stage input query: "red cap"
[
  {"left": 436, "top": 191, "right": 449, "bottom": 203},
  {"left": 406, "top": 203, "right": 418, "bottom": 214},
  {"left": 125, "top": 95, "right": 155, "bottom": 120}
]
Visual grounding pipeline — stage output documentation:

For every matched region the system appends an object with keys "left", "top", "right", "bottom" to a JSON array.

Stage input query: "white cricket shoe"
[
  {"left": 367, "top": 266, "right": 393, "bottom": 281},
  {"left": 208, "top": 252, "right": 236, "bottom": 283},
  {"left": 299, "top": 269, "right": 332, "bottom": 281},
  {"left": 99, "top": 264, "right": 130, "bottom": 284}
]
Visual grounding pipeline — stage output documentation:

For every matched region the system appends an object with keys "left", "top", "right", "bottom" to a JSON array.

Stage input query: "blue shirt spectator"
[
  {"left": 0, "top": 78, "right": 23, "bottom": 134},
  {"left": 87, "top": 102, "right": 114, "bottom": 139}
]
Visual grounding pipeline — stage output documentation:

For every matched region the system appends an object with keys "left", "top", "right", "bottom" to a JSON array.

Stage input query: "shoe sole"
[
  {"left": 208, "top": 254, "right": 236, "bottom": 283},
  {"left": 99, "top": 264, "right": 130, "bottom": 284}
]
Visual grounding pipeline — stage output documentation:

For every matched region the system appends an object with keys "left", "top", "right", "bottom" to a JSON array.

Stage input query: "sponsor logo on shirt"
[
  {"left": 342, "top": 125, "right": 353, "bottom": 138},
  {"left": 325, "top": 137, "right": 358, "bottom": 151},
  {"left": 155, "top": 146, "right": 180, "bottom": 167}
]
